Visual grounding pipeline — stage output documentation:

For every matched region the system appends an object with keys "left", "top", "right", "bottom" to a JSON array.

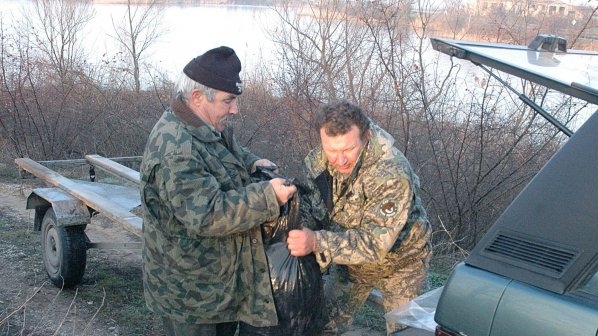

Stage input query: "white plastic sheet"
[{"left": 384, "top": 286, "right": 443, "bottom": 332}]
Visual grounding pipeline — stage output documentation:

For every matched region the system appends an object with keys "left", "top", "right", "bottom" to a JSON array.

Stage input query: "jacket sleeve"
[
  {"left": 240, "top": 144, "right": 261, "bottom": 171},
  {"left": 314, "top": 165, "right": 413, "bottom": 268},
  {"left": 161, "top": 152, "right": 280, "bottom": 237}
]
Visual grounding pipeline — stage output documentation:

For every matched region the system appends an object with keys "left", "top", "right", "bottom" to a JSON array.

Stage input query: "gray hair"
[{"left": 174, "top": 72, "right": 216, "bottom": 103}]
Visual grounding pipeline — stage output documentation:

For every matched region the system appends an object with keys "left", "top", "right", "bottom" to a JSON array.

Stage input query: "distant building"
[{"left": 476, "top": 0, "right": 581, "bottom": 18}]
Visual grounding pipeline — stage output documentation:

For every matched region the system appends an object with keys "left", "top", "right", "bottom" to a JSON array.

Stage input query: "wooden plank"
[
  {"left": 15, "top": 158, "right": 142, "bottom": 237},
  {"left": 34, "top": 156, "right": 142, "bottom": 169},
  {"left": 85, "top": 154, "right": 140, "bottom": 184}
]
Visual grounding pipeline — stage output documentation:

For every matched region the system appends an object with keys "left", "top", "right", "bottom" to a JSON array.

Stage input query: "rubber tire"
[{"left": 41, "top": 208, "right": 88, "bottom": 288}]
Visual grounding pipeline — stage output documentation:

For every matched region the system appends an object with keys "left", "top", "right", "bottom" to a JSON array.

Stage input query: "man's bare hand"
[
  {"left": 269, "top": 178, "right": 296, "bottom": 205},
  {"left": 287, "top": 228, "right": 316, "bottom": 257}
]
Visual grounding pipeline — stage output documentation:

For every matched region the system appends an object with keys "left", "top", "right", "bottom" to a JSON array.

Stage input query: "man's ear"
[
  {"left": 364, "top": 128, "right": 372, "bottom": 141},
  {"left": 191, "top": 89, "right": 204, "bottom": 105}
]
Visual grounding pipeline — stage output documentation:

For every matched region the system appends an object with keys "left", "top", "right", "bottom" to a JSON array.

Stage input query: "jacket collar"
[{"left": 170, "top": 98, "right": 221, "bottom": 143}]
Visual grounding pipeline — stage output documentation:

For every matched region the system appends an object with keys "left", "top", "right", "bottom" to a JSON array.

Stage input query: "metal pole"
[{"left": 476, "top": 63, "right": 573, "bottom": 137}]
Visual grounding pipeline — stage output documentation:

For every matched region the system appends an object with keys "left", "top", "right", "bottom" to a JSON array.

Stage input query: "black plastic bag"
[{"left": 240, "top": 169, "right": 325, "bottom": 335}]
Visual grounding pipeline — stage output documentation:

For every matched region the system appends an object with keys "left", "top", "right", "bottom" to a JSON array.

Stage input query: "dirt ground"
[
  {"left": 0, "top": 179, "right": 389, "bottom": 336},
  {"left": 0, "top": 180, "right": 128, "bottom": 335}
]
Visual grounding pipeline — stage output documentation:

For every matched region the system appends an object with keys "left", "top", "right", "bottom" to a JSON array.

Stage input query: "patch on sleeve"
[{"left": 379, "top": 199, "right": 398, "bottom": 217}]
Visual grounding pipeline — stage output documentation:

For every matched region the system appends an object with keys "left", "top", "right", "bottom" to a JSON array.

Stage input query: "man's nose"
[
  {"left": 332, "top": 153, "right": 346, "bottom": 164},
  {"left": 229, "top": 100, "right": 239, "bottom": 114}
]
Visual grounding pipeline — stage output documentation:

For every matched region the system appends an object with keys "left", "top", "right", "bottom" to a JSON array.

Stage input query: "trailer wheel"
[{"left": 41, "top": 208, "right": 88, "bottom": 288}]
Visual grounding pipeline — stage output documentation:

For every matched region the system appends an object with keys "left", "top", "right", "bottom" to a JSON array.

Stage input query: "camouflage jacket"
[
  {"left": 304, "top": 122, "right": 432, "bottom": 282},
  {"left": 139, "top": 99, "right": 279, "bottom": 326}
]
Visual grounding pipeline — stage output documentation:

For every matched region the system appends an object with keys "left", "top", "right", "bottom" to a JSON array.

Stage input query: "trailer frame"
[{"left": 15, "top": 155, "right": 143, "bottom": 288}]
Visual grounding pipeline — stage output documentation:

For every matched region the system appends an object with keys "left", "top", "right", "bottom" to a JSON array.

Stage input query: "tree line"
[{"left": 1, "top": 0, "right": 596, "bottom": 268}]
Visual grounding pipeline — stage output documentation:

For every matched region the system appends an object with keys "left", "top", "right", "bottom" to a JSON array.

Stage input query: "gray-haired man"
[{"left": 139, "top": 46, "right": 296, "bottom": 336}]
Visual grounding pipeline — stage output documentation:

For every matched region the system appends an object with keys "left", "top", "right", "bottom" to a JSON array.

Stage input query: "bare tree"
[
  {"left": 0, "top": 0, "right": 97, "bottom": 160},
  {"left": 110, "top": 0, "right": 165, "bottom": 93},
  {"left": 438, "top": 0, "right": 473, "bottom": 39},
  {"left": 0, "top": 1, "right": 168, "bottom": 163},
  {"left": 24, "top": 0, "right": 94, "bottom": 83},
  {"left": 570, "top": 5, "right": 598, "bottom": 49}
]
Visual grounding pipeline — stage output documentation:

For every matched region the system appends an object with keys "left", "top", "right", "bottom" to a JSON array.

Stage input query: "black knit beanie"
[{"left": 183, "top": 46, "right": 243, "bottom": 95}]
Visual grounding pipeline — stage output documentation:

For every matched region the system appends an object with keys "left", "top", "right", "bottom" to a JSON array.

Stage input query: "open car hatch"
[
  {"left": 430, "top": 36, "right": 598, "bottom": 105},
  {"left": 431, "top": 36, "right": 598, "bottom": 294}
]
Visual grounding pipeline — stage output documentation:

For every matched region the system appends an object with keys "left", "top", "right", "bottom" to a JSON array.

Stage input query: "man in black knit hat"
[{"left": 139, "top": 46, "right": 297, "bottom": 336}]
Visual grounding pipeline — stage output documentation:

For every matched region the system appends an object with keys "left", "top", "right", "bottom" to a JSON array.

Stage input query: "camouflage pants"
[{"left": 321, "top": 259, "right": 429, "bottom": 336}]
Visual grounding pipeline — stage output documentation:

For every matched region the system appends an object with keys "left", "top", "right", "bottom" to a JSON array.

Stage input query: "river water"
[{"left": 0, "top": 0, "right": 279, "bottom": 76}]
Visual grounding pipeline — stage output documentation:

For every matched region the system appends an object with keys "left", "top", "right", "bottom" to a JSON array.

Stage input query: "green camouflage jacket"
[
  {"left": 139, "top": 100, "right": 279, "bottom": 326},
  {"left": 304, "top": 122, "right": 432, "bottom": 282}
]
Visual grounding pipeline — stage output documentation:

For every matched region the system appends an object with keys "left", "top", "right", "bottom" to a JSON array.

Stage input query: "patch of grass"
[
  {"left": 354, "top": 302, "right": 387, "bottom": 331},
  {"left": 78, "top": 250, "right": 162, "bottom": 335},
  {"left": 0, "top": 163, "right": 19, "bottom": 179},
  {"left": 428, "top": 270, "right": 449, "bottom": 289},
  {"left": 0, "top": 214, "right": 34, "bottom": 243},
  {"left": 0, "top": 210, "right": 43, "bottom": 280}
]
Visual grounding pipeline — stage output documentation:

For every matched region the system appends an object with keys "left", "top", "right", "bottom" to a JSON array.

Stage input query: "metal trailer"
[{"left": 15, "top": 155, "right": 143, "bottom": 288}]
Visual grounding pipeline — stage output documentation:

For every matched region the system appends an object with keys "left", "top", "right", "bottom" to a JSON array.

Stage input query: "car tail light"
[{"left": 435, "top": 325, "right": 459, "bottom": 336}]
